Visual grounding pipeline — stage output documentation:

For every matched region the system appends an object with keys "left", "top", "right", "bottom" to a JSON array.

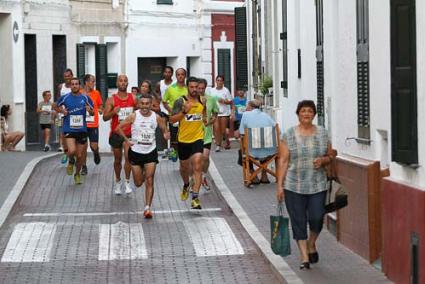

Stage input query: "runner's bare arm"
[
  {"left": 157, "top": 114, "right": 170, "bottom": 140},
  {"left": 115, "top": 113, "right": 136, "bottom": 142},
  {"left": 103, "top": 97, "right": 118, "bottom": 121}
]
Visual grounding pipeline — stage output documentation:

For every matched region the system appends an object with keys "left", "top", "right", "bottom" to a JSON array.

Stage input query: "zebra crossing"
[{"left": 1, "top": 216, "right": 244, "bottom": 263}]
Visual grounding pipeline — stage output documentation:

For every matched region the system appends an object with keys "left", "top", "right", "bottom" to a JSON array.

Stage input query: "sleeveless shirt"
[
  {"left": 110, "top": 93, "right": 136, "bottom": 136},
  {"left": 131, "top": 111, "right": 157, "bottom": 154}
]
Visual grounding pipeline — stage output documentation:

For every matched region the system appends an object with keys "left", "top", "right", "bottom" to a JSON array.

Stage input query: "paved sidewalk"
[
  {"left": 0, "top": 151, "right": 57, "bottom": 208},
  {"left": 210, "top": 147, "right": 391, "bottom": 284},
  {"left": 0, "top": 154, "right": 279, "bottom": 283}
]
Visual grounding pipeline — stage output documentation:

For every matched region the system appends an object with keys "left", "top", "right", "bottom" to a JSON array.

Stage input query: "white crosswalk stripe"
[
  {"left": 183, "top": 217, "right": 245, "bottom": 256},
  {"left": 98, "top": 221, "right": 148, "bottom": 260},
  {"left": 1, "top": 222, "right": 56, "bottom": 262}
]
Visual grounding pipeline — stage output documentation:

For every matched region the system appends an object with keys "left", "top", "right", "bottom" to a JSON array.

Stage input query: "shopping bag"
[
  {"left": 270, "top": 203, "right": 291, "bottom": 256},
  {"left": 325, "top": 181, "right": 348, "bottom": 213}
]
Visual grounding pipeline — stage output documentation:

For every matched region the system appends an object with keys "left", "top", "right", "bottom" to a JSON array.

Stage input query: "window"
[
  {"left": 315, "top": 0, "right": 325, "bottom": 126},
  {"left": 357, "top": 0, "right": 370, "bottom": 141},
  {"left": 281, "top": 0, "right": 288, "bottom": 95},
  {"left": 217, "top": 49, "right": 232, "bottom": 91},
  {"left": 157, "top": 0, "right": 173, "bottom": 4},
  {"left": 235, "top": 7, "right": 248, "bottom": 91}
]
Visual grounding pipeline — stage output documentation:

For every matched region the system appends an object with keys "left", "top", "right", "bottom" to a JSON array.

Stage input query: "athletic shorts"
[
  {"left": 234, "top": 120, "right": 241, "bottom": 132},
  {"left": 40, "top": 124, "right": 51, "bottom": 130},
  {"left": 64, "top": 132, "right": 87, "bottom": 145},
  {"left": 203, "top": 143, "right": 212, "bottom": 150},
  {"left": 128, "top": 148, "right": 158, "bottom": 167},
  {"left": 87, "top": 127, "right": 99, "bottom": 143},
  {"left": 178, "top": 139, "right": 203, "bottom": 161},
  {"left": 109, "top": 132, "right": 130, "bottom": 149}
]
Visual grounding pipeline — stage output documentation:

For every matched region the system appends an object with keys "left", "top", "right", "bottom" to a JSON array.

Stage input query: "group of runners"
[{"left": 38, "top": 66, "right": 247, "bottom": 217}]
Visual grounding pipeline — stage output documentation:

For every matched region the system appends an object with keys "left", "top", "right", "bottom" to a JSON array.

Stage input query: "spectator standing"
[{"left": 37, "top": 90, "right": 55, "bottom": 152}]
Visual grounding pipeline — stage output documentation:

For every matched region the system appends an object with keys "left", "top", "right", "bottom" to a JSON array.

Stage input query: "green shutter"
[
  {"left": 76, "top": 44, "right": 85, "bottom": 83},
  {"left": 157, "top": 0, "right": 173, "bottom": 4},
  {"left": 235, "top": 7, "right": 248, "bottom": 91},
  {"left": 96, "top": 44, "right": 108, "bottom": 103},
  {"left": 218, "top": 49, "right": 231, "bottom": 91},
  {"left": 391, "top": 0, "right": 418, "bottom": 165}
]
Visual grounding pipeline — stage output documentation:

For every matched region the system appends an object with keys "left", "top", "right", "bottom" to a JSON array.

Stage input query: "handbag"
[
  {"left": 270, "top": 203, "right": 291, "bottom": 256},
  {"left": 324, "top": 180, "right": 348, "bottom": 213}
]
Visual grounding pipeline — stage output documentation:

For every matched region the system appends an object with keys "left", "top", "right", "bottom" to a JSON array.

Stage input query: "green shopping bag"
[{"left": 270, "top": 203, "right": 291, "bottom": 256}]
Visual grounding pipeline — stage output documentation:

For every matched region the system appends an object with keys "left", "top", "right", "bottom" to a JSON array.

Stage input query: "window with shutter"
[
  {"left": 76, "top": 44, "right": 85, "bottom": 84},
  {"left": 235, "top": 7, "right": 248, "bottom": 91},
  {"left": 217, "top": 49, "right": 232, "bottom": 91},
  {"left": 157, "top": 0, "right": 173, "bottom": 4},
  {"left": 281, "top": 0, "right": 288, "bottom": 95},
  {"left": 357, "top": 0, "right": 370, "bottom": 141},
  {"left": 315, "top": 0, "right": 325, "bottom": 126},
  {"left": 95, "top": 44, "right": 108, "bottom": 103},
  {"left": 390, "top": 0, "right": 418, "bottom": 165}
]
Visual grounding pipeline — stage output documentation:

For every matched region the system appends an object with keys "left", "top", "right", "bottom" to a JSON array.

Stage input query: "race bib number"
[
  {"left": 86, "top": 111, "right": 95, "bottom": 123},
  {"left": 184, "top": 113, "right": 202, "bottom": 122},
  {"left": 237, "top": 106, "right": 246, "bottom": 113},
  {"left": 70, "top": 115, "right": 83, "bottom": 128},
  {"left": 136, "top": 129, "right": 155, "bottom": 145},
  {"left": 41, "top": 105, "right": 52, "bottom": 112},
  {"left": 118, "top": 107, "right": 133, "bottom": 121}
]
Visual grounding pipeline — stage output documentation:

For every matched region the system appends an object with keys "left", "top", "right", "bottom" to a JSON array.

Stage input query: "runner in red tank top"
[{"left": 103, "top": 74, "right": 137, "bottom": 195}]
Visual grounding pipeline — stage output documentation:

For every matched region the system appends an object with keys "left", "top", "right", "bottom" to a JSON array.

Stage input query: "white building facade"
[{"left": 240, "top": 0, "right": 425, "bottom": 282}]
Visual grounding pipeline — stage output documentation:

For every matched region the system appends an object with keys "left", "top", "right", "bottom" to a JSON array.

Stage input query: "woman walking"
[{"left": 276, "top": 100, "right": 333, "bottom": 269}]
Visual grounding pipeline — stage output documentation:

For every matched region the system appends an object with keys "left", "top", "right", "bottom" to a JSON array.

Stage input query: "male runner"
[
  {"left": 103, "top": 74, "right": 137, "bottom": 195},
  {"left": 53, "top": 77, "right": 94, "bottom": 184},
  {"left": 57, "top": 69, "right": 74, "bottom": 162},
  {"left": 162, "top": 68, "right": 188, "bottom": 152},
  {"left": 198, "top": 78, "right": 218, "bottom": 191},
  {"left": 116, "top": 93, "right": 170, "bottom": 218},
  {"left": 170, "top": 77, "right": 206, "bottom": 209},
  {"left": 81, "top": 74, "right": 103, "bottom": 175}
]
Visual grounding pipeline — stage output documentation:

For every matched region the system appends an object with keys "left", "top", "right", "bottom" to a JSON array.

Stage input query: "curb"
[
  {"left": 0, "top": 152, "right": 60, "bottom": 229},
  {"left": 209, "top": 159, "right": 303, "bottom": 284}
]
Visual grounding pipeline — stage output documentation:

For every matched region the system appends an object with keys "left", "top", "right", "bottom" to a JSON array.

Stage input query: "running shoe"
[
  {"left": 191, "top": 198, "right": 202, "bottom": 210},
  {"left": 61, "top": 154, "right": 68, "bottom": 164},
  {"left": 124, "top": 181, "right": 132, "bottom": 194},
  {"left": 114, "top": 181, "right": 122, "bottom": 195},
  {"left": 202, "top": 175, "right": 211, "bottom": 191},
  {"left": 169, "top": 148, "right": 178, "bottom": 162},
  {"left": 93, "top": 151, "right": 101, "bottom": 165},
  {"left": 180, "top": 184, "right": 190, "bottom": 201},
  {"left": 43, "top": 144, "right": 51, "bottom": 152},
  {"left": 66, "top": 162, "right": 74, "bottom": 176},
  {"left": 58, "top": 146, "right": 64, "bottom": 152},
  {"left": 215, "top": 145, "right": 221, "bottom": 152},
  {"left": 144, "top": 209, "right": 153, "bottom": 219},
  {"left": 81, "top": 165, "right": 88, "bottom": 176},
  {"left": 74, "top": 173, "right": 82, "bottom": 185}
]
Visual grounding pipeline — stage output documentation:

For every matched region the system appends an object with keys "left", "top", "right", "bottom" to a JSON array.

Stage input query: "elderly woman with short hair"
[{"left": 276, "top": 100, "right": 333, "bottom": 270}]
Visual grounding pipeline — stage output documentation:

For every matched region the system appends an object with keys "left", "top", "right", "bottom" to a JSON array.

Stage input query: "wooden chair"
[{"left": 240, "top": 124, "right": 280, "bottom": 187}]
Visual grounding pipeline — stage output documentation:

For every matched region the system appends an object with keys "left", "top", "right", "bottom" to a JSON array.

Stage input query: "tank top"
[
  {"left": 131, "top": 111, "right": 157, "bottom": 154},
  {"left": 178, "top": 97, "right": 204, "bottom": 143},
  {"left": 110, "top": 93, "right": 136, "bottom": 136},
  {"left": 160, "top": 79, "right": 173, "bottom": 97},
  {"left": 60, "top": 84, "right": 71, "bottom": 97}
]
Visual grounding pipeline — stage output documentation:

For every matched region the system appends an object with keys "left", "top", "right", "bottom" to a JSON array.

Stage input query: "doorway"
[{"left": 137, "top": 57, "right": 166, "bottom": 88}]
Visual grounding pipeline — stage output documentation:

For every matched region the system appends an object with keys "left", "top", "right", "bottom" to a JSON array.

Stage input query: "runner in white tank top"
[{"left": 115, "top": 93, "right": 170, "bottom": 219}]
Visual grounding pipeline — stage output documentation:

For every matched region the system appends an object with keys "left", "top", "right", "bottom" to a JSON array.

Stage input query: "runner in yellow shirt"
[{"left": 169, "top": 77, "right": 206, "bottom": 210}]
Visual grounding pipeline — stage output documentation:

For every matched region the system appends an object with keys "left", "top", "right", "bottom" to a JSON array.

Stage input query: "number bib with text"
[
  {"left": 136, "top": 129, "right": 155, "bottom": 145},
  {"left": 118, "top": 107, "right": 133, "bottom": 121},
  {"left": 70, "top": 115, "right": 83, "bottom": 128},
  {"left": 86, "top": 111, "right": 95, "bottom": 123},
  {"left": 184, "top": 113, "right": 202, "bottom": 122}
]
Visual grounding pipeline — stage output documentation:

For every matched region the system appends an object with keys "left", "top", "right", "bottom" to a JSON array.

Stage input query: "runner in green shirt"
[{"left": 198, "top": 78, "right": 218, "bottom": 191}]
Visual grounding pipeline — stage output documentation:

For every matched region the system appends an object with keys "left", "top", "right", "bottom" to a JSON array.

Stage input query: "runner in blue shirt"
[
  {"left": 232, "top": 89, "right": 247, "bottom": 137},
  {"left": 53, "top": 77, "right": 94, "bottom": 184}
]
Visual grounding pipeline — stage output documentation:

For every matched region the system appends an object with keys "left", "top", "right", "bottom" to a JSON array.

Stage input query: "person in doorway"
[
  {"left": 131, "top": 86, "right": 140, "bottom": 98},
  {"left": 116, "top": 93, "right": 170, "bottom": 218},
  {"left": 276, "top": 100, "right": 333, "bottom": 270},
  {"left": 162, "top": 68, "right": 188, "bottom": 152},
  {"left": 0, "top": 105, "right": 25, "bottom": 152},
  {"left": 198, "top": 78, "right": 218, "bottom": 191},
  {"left": 211, "top": 75, "right": 232, "bottom": 152},
  {"left": 81, "top": 74, "right": 103, "bottom": 175},
  {"left": 103, "top": 74, "right": 137, "bottom": 195},
  {"left": 53, "top": 77, "right": 94, "bottom": 185},
  {"left": 170, "top": 77, "right": 206, "bottom": 210},
  {"left": 37, "top": 90, "right": 55, "bottom": 152},
  {"left": 57, "top": 68, "right": 74, "bottom": 162}
]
